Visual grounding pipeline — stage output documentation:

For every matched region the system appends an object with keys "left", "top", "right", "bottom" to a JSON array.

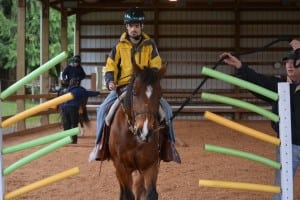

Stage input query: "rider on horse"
[{"left": 89, "top": 7, "right": 181, "bottom": 163}]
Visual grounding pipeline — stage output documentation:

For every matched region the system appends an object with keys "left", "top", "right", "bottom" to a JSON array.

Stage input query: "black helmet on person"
[
  {"left": 282, "top": 51, "right": 297, "bottom": 62},
  {"left": 73, "top": 55, "right": 81, "bottom": 63},
  {"left": 124, "top": 8, "right": 145, "bottom": 24},
  {"left": 282, "top": 50, "right": 300, "bottom": 68}
]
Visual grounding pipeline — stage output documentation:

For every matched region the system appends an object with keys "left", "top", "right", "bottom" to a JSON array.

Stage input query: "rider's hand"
[
  {"left": 108, "top": 81, "right": 117, "bottom": 90},
  {"left": 220, "top": 52, "right": 242, "bottom": 69}
]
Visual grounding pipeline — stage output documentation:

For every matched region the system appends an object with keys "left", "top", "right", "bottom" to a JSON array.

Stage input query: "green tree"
[
  {"left": 0, "top": 0, "right": 75, "bottom": 77},
  {"left": 0, "top": 0, "right": 17, "bottom": 69}
]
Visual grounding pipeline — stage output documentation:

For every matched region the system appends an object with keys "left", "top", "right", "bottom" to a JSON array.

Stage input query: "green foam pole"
[
  {"left": 0, "top": 51, "right": 68, "bottom": 100},
  {"left": 3, "top": 137, "right": 72, "bottom": 176},
  {"left": 201, "top": 92, "right": 279, "bottom": 122},
  {"left": 204, "top": 144, "right": 281, "bottom": 169},
  {"left": 201, "top": 67, "right": 278, "bottom": 101},
  {"left": 2, "top": 128, "right": 79, "bottom": 155}
]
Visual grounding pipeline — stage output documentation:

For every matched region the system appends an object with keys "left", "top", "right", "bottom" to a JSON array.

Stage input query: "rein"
[{"left": 170, "top": 35, "right": 294, "bottom": 121}]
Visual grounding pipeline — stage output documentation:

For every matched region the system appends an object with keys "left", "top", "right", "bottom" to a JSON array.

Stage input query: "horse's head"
[{"left": 125, "top": 61, "right": 166, "bottom": 142}]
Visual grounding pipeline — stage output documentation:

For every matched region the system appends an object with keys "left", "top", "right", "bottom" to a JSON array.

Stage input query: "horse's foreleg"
[
  {"left": 132, "top": 171, "right": 146, "bottom": 200},
  {"left": 114, "top": 163, "right": 135, "bottom": 200},
  {"left": 143, "top": 163, "right": 159, "bottom": 200}
]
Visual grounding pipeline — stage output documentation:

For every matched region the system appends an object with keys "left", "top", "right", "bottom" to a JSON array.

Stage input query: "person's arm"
[
  {"left": 148, "top": 39, "right": 162, "bottom": 70},
  {"left": 220, "top": 52, "right": 280, "bottom": 90},
  {"left": 104, "top": 45, "right": 119, "bottom": 90},
  {"left": 62, "top": 66, "right": 70, "bottom": 81},
  {"left": 79, "top": 66, "right": 86, "bottom": 81},
  {"left": 220, "top": 52, "right": 281, "bottom": 103}
]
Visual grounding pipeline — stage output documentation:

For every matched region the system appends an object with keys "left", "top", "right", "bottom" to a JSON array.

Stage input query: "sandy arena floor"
[{"left": 3, "top": 120, "right": 300, "bottom": 200}]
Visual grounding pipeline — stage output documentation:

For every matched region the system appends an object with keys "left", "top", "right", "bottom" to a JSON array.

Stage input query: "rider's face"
[
  {"left": 126, "top": 23, "right": 143, "bottom": 38},
  {"left": 285, "top": 59, "right": 297, "bottom": 80}
]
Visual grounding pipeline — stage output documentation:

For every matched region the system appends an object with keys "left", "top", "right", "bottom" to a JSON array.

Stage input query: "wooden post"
[
  {"left": 61, "top": 4, "right": 68, "bottom": 72},
  {"left": 74, "top": 14, "right": 80, "bottom": 55},
  {"left": 16, "top": 0, "right": 26, "bottom": 131},
  {"left": 91, "top": 73, "right": 97, "bottom": 91},
  {"left": 40, "top": 0, "right": 50, "bottom": 125}
]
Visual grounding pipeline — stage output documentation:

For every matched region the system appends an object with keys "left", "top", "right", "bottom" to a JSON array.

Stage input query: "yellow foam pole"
[
  {"left": 204, "top": 111, "right": 280, "bottom": 146},
  {"left": 199, "top": 179, "right": 281, "bottom": 194},
  {"left": 1, "top": 93, "right": 73, "bottom": 128},
  {"left": 4, "top": 167, "right": 80, "bottom": 200}
]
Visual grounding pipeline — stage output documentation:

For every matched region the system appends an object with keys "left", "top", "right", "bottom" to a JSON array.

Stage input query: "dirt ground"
[{"left": 3, "top": 120, "right": 300, "bottom": 200}]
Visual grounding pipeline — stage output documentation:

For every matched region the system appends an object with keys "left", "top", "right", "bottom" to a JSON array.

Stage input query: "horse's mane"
[{"left": 123, "top": 67, "right": 160, "bottom": 111}]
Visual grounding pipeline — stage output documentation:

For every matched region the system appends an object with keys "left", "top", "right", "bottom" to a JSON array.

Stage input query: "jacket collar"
[{"left": 120, "top": 32, "right": 150, "bottom": 43}]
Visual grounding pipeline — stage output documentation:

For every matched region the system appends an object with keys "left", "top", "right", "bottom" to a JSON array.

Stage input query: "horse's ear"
[{"left": 158, "top": 62, "right": 167, "bottom": 79}]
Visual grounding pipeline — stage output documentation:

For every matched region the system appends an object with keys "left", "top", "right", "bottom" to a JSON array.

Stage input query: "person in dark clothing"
[
  {"left": 62, "top": 55, "right": 86, "bottom": 85},
  {"left": 60, "top": 78, "right": 100, "bottom": 144},
  {"left": 220, "top": 39, "right": 300, "bottom": 200}
]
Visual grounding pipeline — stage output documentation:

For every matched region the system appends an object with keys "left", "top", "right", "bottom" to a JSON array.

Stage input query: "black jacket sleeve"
[
  {"left": 236, "top": 64, "right": 284, "bottom": 103},
  {"left": 79, "top": 66, "right": 86, "bottom": 81}
]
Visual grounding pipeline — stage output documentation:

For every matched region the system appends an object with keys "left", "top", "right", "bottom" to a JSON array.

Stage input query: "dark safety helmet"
[
  {"left": 282, "top": 51, "right": 297, "bottom": 62},
  {"left": 124, "top": 8, "right": 145, "bottom": 24},
  {"left": 73, "top": 55, "right": 81, "bottom": 63}
]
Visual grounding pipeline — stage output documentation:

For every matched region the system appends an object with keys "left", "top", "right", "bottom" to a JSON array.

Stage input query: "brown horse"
[{"left": 108, "top": 62, "right": 166, "bottom": 200}]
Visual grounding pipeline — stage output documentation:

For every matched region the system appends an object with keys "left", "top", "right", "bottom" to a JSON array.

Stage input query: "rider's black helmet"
[
  {"left": 73, "top": 55, "right": 81, "bottom": 63},
  {"left": 124, "top": 8, "right": 145, "bottom": 24}
]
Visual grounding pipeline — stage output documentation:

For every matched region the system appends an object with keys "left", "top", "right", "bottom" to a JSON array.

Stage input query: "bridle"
[{"left": 122, "top": 74, "right": 164, "bottom": 136}]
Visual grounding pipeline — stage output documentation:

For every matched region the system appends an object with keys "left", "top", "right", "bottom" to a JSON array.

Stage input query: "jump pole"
[
  {"left": 204, "top": 144, "right": 281, "bottom": 169},
  {"left": 2, "top": 128, "right": 79, "bottom": 155},
  {"left": 201, "top": 67, "right": 278, "bottom": 101},
  {"left": 199, "top": 180, "right": 281, "bottom": 194},
  {"left": 201, "top": 92, "right": 279, "bottom": 122},
  {"left": 4, "top": 167, "right": 80, "bottom": 200},
  {"left": 3, "top": 137, "right": 72, "bottom": 176},
  {"left": 204, "top": 111, "right": 280, "bottom": 146},
  {"left": 1, "top": 93, "right": 73, "bottom": 128},
  {"left": 0, "top": 51, "right": 67, "bottom": 100}
]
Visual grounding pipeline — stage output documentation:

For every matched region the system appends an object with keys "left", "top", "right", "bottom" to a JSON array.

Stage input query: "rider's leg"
[
  {"left": 160, "top": 98, "right": 175, "bottom": 143},
  {"left": 95, "top": 90, "right": 118, "bottom": 144},
  {"left": 159, "top": 98, "right": 181, "bottom": 163},
  {"left": 89, "top": 91, "right": 118, "bottom": 161}
]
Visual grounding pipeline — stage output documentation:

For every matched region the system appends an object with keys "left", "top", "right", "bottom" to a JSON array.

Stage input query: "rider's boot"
[{"left": 160, "top": 125, "right": 181, "bottom": 164}]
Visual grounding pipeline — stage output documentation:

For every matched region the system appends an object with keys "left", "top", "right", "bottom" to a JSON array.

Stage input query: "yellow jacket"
[{"left": 104, "top": 32, "right": 162, "bottom": 87}]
